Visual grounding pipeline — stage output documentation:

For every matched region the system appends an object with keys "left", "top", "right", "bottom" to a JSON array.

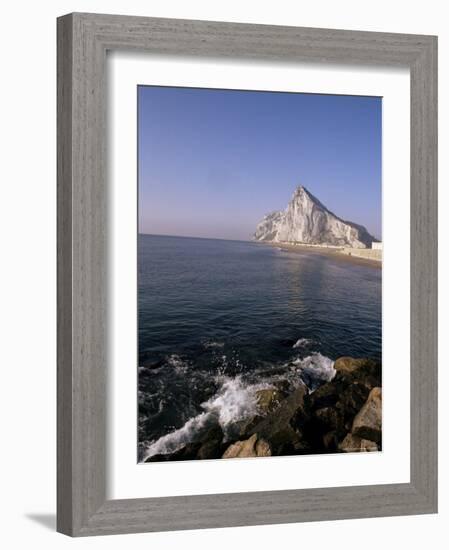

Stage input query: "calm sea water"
[{"left": 138, "top": 234, "right": 381, "bottom": 459}]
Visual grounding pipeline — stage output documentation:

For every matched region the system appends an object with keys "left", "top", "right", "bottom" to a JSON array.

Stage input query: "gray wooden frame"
[{"left": 57, "top": 12, "right": 438, "bottom": 537}]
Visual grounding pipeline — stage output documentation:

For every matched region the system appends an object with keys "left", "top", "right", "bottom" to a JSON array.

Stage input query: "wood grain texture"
[
  {"left": 57, "top": 13, "right": 74, "bottom": 536},
  {"left": 57, "top": 12, "right": 438, "bottom": 536},
  {"left": 409, "top": 37, "right": 438, "bottom": 507}
]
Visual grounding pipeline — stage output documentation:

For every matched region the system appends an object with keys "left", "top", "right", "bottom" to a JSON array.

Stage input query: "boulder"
[
  {"left": 339, "top": 433, "right": 378, "bottom": 452},
  {"left": 233, "top": 415, "right": 263, "bottom": 439},
  {"left": 336, "top": 382, "right": 371, "bottom": 432},
  {"left": 314, "top": 406, "right": 343, "bottom": 432},
  {"left": 256, "top": 388, "right": 285, "bottom": 414},
  {"left": 333, "top": 357, "right": 381, "bottom": 389},
  {"left": 272, "top": 380, "right": 292, "bottom": 394},
  {"left": 248, "top": 384, "right": 309, "bottom": 455},
  {"left": 302, "top": 357, "right": 381, "bottom": 452},
  {"left": 222, "top": 434, "right": 271, "bottom": 459},
  {"left": 144, "top": 357, "right": 382, "bottom": 461},
  {"left": 308, "top": 382, "right": 339, "bottom": 410},
  {"left": 196, "top": 425, "right": 225, "bottom": 460},
  {"left": 334, "top": 357, "right": 371, "bottom": 375},
  {"left": 197, "top": 439, "right": 224, "bottom": 460},
  {"left": 255, "top": 438, "right": 271, "bottom": 457},
  {"left": 322, "top": 430, "right": 339, "bottom": 451},
  {"left": 352, "top": 387, "right": 382, "bottom": 444}
]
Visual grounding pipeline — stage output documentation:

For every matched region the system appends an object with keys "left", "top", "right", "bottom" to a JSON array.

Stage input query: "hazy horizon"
[
  {"left": 139, "top": 231, "right": 254, "bottom": 243},
  {"left": 138, "top": 86, "right": 382, "bottom": 241}
]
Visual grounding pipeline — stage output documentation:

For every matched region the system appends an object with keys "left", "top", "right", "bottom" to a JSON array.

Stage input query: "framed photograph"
[{"left": 57, "top": 13, "right": 437, "bottom": 536}]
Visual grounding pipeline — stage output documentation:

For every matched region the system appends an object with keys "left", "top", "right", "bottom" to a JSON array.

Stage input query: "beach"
[{"left": 261, "top": 241, "right": 382, "bottom": 268}]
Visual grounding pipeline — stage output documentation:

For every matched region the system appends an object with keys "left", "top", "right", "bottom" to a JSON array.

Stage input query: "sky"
[{"left": 138, "top": 86, "right": 382, "bottom": 241}]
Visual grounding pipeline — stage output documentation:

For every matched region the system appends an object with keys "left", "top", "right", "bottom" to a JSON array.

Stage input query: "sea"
[{"left": 138, "top": 234, "right": 382, "bottom": 460}]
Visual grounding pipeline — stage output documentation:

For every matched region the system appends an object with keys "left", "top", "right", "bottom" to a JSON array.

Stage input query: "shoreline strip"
[{"left": 262, "top": 242, "right": 382, "bottom": 268}]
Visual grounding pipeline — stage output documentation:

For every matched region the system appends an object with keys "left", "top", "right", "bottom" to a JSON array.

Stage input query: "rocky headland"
[
  {"left": 254, "top": 185, "right": 378, "bottom": 249},
  {"left": 145, "top": 356, "right": 382, "bottom": 462}
]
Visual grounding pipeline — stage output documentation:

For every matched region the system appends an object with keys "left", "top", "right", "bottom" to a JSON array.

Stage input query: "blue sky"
[{"left": 138, "top": 86, "right": 382, "bottom": 240}]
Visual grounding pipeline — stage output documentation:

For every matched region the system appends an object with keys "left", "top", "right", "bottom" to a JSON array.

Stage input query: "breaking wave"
[
  {"left": 291, "top": 353, "right": 336, "bottom": 391},
  {"left": 142, "top": 353, "right": 335, "bottom": 460},
  {"left": 143, "top": 376, "right": 270, "bottom": 459}
]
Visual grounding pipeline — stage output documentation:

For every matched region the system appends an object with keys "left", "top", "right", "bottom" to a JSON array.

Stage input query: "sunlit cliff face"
[{"left": 254, "top": 185, "right": 376, "bottom": 249}]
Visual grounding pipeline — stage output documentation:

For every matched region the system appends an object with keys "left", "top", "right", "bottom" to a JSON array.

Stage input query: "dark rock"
[
  {"left": 197, "top": 425, "right": 225, "bottom": 460},
  {"left": 333, "top": 357, "right": 381, "bottom": 389},
  {"left": 334, "top": 357, "right": 368, "bottom": 375},
  {"left": 309, "top": 382, "right": 339, "bottom": 410},
  {"left": 335, "top": 382, "right": 371, "bottom": 436},
  {"left": 272, "top": 380, "right": 292, "bottom": 395},
  {"left": 304, "top": 405, "right": 342, "bottom": 451},
  {"left": 233, "top": 415, "right": 264, "bottom": 439},
  {"left": 352, "top": 387, "right": 382, "bottom": 444},
  {"left": 304, "top": 357, "right": 381, "bottom": 451},
  {"left": 288, "top": 440, "right": 312, "bottom": 455},
  {"left": 336, "top": 382, "right": 370, "bottom": 416},
  {"left": 202, "top": 424, "right": 223, "bottom": 442},
  {"left": 322, "top": 431, "right": 339, "bottom": 451},
  {"left": 334, "top": 357, "right": 378, "bottom": 376},
  {"left": 256, "top": 388, "right": 286, "bottom": 414},
  {"left": 197, "top": 439, "right": 224, "bottom": 460},
  {"left": 314, "top": 406, "right": 343, "bottom": 432},
  {"left": 339, "top": 433, "right": 378, "bottom": 452},
  {"left": 248, "top": 384, "right": 309, "bottom": 455}
]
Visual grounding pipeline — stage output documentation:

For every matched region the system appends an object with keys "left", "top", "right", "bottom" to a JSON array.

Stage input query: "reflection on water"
[{"left": 138, "top": 234, "right": 381, "bottom": 446}]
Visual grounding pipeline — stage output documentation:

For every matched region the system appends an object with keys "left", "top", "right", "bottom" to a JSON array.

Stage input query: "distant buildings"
[{"left": 372, "top": 242, "right": 383, "bottom": 250}]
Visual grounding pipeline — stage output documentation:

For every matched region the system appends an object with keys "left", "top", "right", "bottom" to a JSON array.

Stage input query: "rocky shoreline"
[{"left": 145, "top": 356, "right": 382, "bottom": 462}]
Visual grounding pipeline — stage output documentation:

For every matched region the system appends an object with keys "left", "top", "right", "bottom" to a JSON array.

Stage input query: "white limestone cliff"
[{"left": 254, "top": 186, "right": 376, "bottom": 249}]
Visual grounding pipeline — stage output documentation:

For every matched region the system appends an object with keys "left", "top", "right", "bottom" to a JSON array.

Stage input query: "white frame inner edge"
[{"left": 107, "top": 51, "right": 410, "bottom": 499}]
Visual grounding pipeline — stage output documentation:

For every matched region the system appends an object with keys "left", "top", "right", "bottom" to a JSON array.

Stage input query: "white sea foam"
[
  {"left": 292, "top": 337, "right": 314, "bottom": 349},
  {"left": 166, "top": 354, "right": 189, "bottom": 373},
  {"left": 202, "top": 377, "right": 266, "bottom": 428},
  {"left": 144, "top": 376, "right": 269, "bottom": 459},
  {"left": 144, "top": 412, "right": 212, "bottom": 458},
  {"left": 203, "top": 341, "right": 225, "bottom": 349},
  {"left": 292, "top": 353, "right": 336, "bottom": 390}
]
